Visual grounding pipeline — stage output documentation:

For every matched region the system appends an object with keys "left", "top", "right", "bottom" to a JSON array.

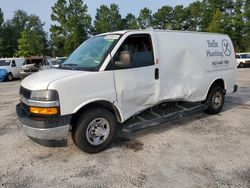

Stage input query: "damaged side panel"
[{"left": 114, "top": 66, "right": 159, "bottom": 121}]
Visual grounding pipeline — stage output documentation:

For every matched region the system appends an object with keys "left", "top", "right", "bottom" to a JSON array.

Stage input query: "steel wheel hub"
[
  {"left": 86, "top": 118, "right": 110, "bottom": 146},
  {"left": 212, "top": 92, "right": 222, "bottom": 109}
]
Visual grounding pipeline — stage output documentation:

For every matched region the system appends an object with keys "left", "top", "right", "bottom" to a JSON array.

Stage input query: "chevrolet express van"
[
  {"left": 16, "top": 30, "right": 237, "bottom": 153},
  {"left": 0, "top": 58, "right": 25, "bottom": 81}
]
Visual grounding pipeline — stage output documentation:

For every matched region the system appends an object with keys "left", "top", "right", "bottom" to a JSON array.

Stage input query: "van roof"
[{"left": 99, "top": 29, "right": 228, "bottom": 37}]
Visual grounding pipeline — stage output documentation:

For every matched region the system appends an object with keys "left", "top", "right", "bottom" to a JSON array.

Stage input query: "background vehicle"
[
  {"left": 52, "top": 57, "right": 67, "bottom": 68},
  {"left": 20, "top": 56, "right": 52, "bottom": 79},
  {"left": 0, "top": 58, "right": 25, "bottom": 81},
  {"left": 17, "top": 30, "right": 237, "bottom": 153},
  {"left": 236, "top": 53, "right": 250, "bottom": 68}
]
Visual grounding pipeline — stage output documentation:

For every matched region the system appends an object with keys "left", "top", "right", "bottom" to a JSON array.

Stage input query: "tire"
[
  {"left": 238, "top": 62, "right": 244, "bottom": 68},
  {"left": 6, "top": 73, "right": 13, "bottom": 81},
  {"left": 72, "top": 108, "right": 116, "bottom": 153},
  {"left": 204, "top": 85, "right": 225, "bottom": 115}
]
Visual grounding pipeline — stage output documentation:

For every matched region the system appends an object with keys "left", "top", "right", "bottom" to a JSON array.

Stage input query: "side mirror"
[
  {"left": 11, "top": 63, "right": 16, "bottom": 67},
  {"left": 115, "top": 51, "right": 132, "bottom": 68}
]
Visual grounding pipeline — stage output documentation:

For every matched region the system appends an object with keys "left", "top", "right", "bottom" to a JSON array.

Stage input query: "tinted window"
[
  {"left": 113, "top": 34, "right": 154, "bottom": 69},
  {"left": 240, "top": 54, "right": 250, "bottom": 59},
  {"left": 11, "top": 60, "right": 16, "bottom": 67},
  {"left": 0, "top": 60, "right": 11, "bottom": 66}
]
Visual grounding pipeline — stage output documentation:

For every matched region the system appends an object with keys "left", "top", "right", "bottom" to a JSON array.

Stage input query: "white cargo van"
[
  {"left": 0, "top": 58, "right": 25, "bottom": 81},
  {"left": 16, "top": 30, "right": 237, "bottom": 153}
]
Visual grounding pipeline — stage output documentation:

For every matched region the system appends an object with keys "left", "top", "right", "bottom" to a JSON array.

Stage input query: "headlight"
[
  {"left": 20, "top": 89, "right": 60, "bottom": 116},
  {"left": 30, "top": 90, "right": 59, "bottom": 101}
]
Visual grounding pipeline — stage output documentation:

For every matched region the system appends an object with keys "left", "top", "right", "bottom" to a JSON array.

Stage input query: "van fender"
[
  {"left": 72, "top": 98, "right": 123, "bottom": 123},
  {"left": 205, "top": 78, "right": 225, "bottom": 100}
]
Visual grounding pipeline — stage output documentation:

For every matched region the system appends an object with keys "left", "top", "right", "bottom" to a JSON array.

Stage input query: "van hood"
[{"left": 21, "top": 69, "right": 84, "bottom": 90}]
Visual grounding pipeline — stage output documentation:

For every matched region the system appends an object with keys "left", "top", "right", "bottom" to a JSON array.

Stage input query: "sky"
[{"left": 0, "top": 0, "right": 196, "bottom": 33}]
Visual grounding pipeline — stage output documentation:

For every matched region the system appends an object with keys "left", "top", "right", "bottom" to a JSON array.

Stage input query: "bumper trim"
[
  {"left": 20, "top": 123, "right": 70, "bottom": 140},
  {"left": 16, "top": 103, "right": 72, "bottom": 141}
]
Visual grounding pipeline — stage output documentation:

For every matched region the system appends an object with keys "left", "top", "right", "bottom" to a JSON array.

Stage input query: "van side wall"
[{"left": 156, "top": 31, "right": 236, "bottom": 103}]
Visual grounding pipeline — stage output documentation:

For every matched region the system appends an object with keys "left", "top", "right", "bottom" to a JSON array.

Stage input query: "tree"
[
  {"left": 65, "top": 0, "right": 92, "bottom": 54},
  {"left": 0, "top": 10, "right": 48, "bottom": 57},
  {"left": 123, "top": 13, "right": 139, "bottom": 29},
  {"left": 243, "top": 0, "right": 250, "bottom": 51},
  {"left": 185, "top": 1, "right": 204, "bottom": 31},
  {"left": 153, "top": 6, "right": 173, "bottom": 29},
  {"left": 16, "top": 29, "right": 46, "bottom": 57},
  {"left": 50, "top": 0, "right": 92, "bottom": 56},
  {"left": 206, "top": 9, "right": 223, "bottom": 33},
  {"left": 0, "top": 21, "right": 17, "bottom": 57},
  {"left": 172, "top": 5, "right": 188, "bottom": 30},
  {"left": 94, "top": 4, "right": 122, "bottom": 33},
  {"left": 50, "top": 0, "right": 69, "bottom": 56},
  {"left": 232, "top": 0, "right": 244, "bottom": 51},
  {"left": 138, "top": 8, "right": 153, "bottom": 29},
  {"left": 16, "top": 30, "right": 30, "bottom": 57},
  {"left": 0, "top": 8, "right": 3, "bottom": 27}
]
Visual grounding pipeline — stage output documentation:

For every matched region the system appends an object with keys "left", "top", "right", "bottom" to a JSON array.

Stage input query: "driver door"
[{"left": 112, "top": 34, "right": 159, "bottom": 121}]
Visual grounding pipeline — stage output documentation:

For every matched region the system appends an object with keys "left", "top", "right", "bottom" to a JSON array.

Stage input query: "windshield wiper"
[{"left": 61, "top": 63, "right": 79, "bottom": 70}]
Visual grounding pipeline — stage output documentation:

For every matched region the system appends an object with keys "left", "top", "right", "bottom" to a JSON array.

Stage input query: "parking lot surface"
[{"left": 0, "top": 69, "right": 250, "bottom": 187}]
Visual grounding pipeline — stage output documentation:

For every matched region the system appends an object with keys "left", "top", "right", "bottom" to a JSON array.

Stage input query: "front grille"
[
  {"left": 245, "top": 60, "right": 250, "bottom": 64},
  {"left": 19, "top": 86, "right": 31, "bottom": 99}
]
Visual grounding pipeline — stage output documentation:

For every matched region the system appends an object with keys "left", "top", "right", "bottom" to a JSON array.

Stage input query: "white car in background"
[
  {"left": 236, "top": 53, "right": 250, "bottom": 68},
  {"left": 52, "top": 57, "right": 67, "bottom": 68},
  {"left": 20, "top": 56, "right": 53, "bottom": 79},
  {"left": 0, "top": 58, "right": 25, "bottom": 81}
]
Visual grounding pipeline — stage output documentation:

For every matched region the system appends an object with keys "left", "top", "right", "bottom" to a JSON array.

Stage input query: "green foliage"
[
  {"left": 206, "top": 9, "right": 224, "bottom": 33},
  {"left": 94, "top": 4, "right": 122, "bottom": 33},
  {"left": 0, "top": 21, "right": 17, "bottom": 57},
  {"left": 153, "top": 6, "right": 173, "bottom": 29},
  {"left": 16, "top": 29, "right": 45, "bottom": 57},
  {"left": 0, "top": 10, "right": 47, "bottom": 57},
  {"left": 172, "top": 5, "right": 188, "bottom": 30},
  {"left": 138, "top": 8, "right": 153, "bottom": 29},
  {"left": 243, "top": 0, "right": 250, "bottom": 51},
  {"left": 50, "top": 0, "right": 92, "bottom": 56},
  {"left": 123, "top": 13, "right": 139, "bottom": 30},
  {"left": 0, "top": 8, "right": 4, "bottom": 26}
]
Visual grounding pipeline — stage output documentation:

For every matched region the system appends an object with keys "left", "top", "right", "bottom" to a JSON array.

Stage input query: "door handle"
[{"left": 155, "top": 68, "right": 159, "bottom": 80}]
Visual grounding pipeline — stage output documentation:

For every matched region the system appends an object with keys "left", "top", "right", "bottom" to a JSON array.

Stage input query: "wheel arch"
[
  {"left": 205, "top": 78, "right": 225, "bottom": 100},
  {"left": 70, "top": 100, "right": 123, "bottom": 129}
]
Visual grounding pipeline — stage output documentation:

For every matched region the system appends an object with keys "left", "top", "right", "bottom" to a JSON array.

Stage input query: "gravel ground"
[{"left": 0, "top": 69, "right": 250, "bottom": 188}]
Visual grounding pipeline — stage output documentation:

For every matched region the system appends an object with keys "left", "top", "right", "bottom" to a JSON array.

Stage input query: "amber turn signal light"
[{"left": 30, "top": 107, "right": 58, "bottom": 115}]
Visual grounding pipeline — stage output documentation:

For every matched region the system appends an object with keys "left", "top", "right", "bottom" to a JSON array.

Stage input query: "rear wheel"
[
  {"left": 204, "top": 85, "right": 225, "bottom": 114},
  {"left": 72, "top": 108, "right": 116, "bottom": 153},
  {"left": 7, "top": 73, "right": 13, "bottom": 81}
]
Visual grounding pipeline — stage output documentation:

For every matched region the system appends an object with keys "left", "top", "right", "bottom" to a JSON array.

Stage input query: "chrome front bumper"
[{"left": 16, "top": 103, "right": 72, "bottom": 141}]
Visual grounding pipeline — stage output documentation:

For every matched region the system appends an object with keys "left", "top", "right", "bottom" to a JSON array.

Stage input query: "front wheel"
[
  {"left": 204, "top": 85, "right": 225, "bottom": 115},
  {"left": 72, "top": 108, "right": 116, "bottom": 153},
  {"left": 238, "top": 62, "right": 244, "bottom": 68},
  {"left": 7, "top": 73, "right": 13, "bottom": 81}
]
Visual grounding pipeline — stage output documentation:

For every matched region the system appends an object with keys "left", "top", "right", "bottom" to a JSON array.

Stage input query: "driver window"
[{"left": 113, "top": 34, "right": 154, "bottom": 70}]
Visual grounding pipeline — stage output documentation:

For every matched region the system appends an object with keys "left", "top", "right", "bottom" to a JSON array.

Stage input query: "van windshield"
[
  {"left": 61, "top": 35, "right": 120, "bottom": 71},
  {"left": 0, "top": 60, "right": 10, "bottom": 66},
  {"left": 240, "top": 54, "right": 250, "bottom": 59}
]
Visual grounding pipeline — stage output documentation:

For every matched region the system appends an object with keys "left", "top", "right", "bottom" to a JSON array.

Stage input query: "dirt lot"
[{"left": 0, "top": 69, "right": 250, "bottom": 188}]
